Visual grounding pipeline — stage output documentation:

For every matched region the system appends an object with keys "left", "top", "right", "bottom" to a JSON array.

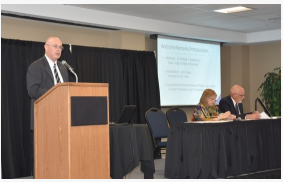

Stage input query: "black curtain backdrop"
[{"left": 1, "top": 38, "right": 160, "bottom": 179}]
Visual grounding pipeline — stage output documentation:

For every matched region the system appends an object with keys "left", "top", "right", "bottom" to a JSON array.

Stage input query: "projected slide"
[{"left": 157, "top": 36, "right": 221, "bottom": 106}]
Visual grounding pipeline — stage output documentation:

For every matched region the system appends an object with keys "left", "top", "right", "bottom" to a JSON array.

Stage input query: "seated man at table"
[
  {"left": 191, "top": 89, "right": 236, "bottom": 121},
  {"left": 219, "top": 85, "right": 260, "bottom": 119}
]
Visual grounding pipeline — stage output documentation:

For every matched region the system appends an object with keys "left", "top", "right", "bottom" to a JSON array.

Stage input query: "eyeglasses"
[
  {"left": 209, "top": 97, "right": 217, "bottom": 102},
  {"left": 235, "top": 93, "right": 245, "bottom": 97},
  {"left": 46, "top": 44, "right": 64, "bottom": 50}
]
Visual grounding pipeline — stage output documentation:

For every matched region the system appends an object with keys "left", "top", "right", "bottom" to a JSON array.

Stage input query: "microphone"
[
  {"left": 61, "top": 60, "right": 74, "bottom": 71},
  {"left": 61, "top": 60, "right": 78, "bottom": 83}
]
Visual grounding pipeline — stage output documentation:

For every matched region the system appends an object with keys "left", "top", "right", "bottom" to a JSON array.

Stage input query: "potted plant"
[{"left": 258, "top": 67, "right": 281, "bottom": 116}]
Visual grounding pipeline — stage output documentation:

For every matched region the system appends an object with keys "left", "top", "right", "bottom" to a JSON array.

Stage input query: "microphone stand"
[
  {"left": 62, "top": 61, "right": 78, "bottom": 83},
  {"left": 69, "top": 68, "right": 78, "bottom": 83},
  {"left": 255, "top": 98, "right": 272, "bottom": 117}
]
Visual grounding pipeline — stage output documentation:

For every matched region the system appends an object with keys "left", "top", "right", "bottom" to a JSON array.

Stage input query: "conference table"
[
  {"left": 110, "top": 124, "right": 155, "bottom": 179},
  {"left": 165, "top": 118, "right": 281, "bottom": 179}
]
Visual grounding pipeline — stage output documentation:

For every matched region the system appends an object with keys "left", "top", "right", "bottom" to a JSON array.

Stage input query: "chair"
[
  {"left": 166, "top": 107, "right": 187, "bottom": 127},
  {"left": 145, "top": 108, "right": 169, "bottom": 159}
]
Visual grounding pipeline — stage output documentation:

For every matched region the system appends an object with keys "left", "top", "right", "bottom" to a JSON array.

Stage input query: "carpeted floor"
[
  {"left": 18, "top": 158, "right": 166, "bottom": 179},
  {"left": 18, "top": 159, "right": 280, "bottom": 179},
  {"left": 124, "top": 158, "right": 165, "bottom": 179}
]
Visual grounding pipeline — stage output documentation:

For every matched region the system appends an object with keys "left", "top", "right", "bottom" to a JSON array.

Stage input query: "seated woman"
[{"left": 192, "top": 89, "right": 236, "bottom": 121}]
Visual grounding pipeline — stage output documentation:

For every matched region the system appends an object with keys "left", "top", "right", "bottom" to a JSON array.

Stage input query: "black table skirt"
[
  {"left": 110, "top": 124, "right": 155, "bottom": 179},
  {"left": 165, "top": 119, "right": 281, "bottom": 179}
]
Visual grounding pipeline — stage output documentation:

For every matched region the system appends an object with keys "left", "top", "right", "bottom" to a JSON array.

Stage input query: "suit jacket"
[
  {"left": 218, "top": 95, "right": 251, "bottom": 119},
  {"left": 26, "top": 56, "right": 69, "bottom": 130}
]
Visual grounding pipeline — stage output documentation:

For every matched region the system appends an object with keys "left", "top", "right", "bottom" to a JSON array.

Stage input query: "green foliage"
[{"left": 258, "top": 67, "right": 281, "bottom": 116}]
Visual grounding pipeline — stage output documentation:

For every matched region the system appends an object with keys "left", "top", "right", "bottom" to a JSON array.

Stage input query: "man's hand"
[{"left": 246, "top": 111, "right": 261, "bottom": 119}]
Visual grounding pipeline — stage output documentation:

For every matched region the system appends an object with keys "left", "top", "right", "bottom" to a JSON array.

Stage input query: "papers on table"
[
  {"left": 260, "top": 111, "right": 271, "bottom": 119},
  {"left": 187, "top": 120, "right": 233, "bottom": 123}
]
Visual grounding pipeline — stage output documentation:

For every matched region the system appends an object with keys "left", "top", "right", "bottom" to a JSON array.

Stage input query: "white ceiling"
[
  {"left": 66, "top": 4, "right": 281, "bottom": 33},
  {"left": 1, "top": 4, "right": 281, "bottom": 44}
]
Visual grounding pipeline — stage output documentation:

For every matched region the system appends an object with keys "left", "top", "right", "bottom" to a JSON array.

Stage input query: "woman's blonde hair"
[{"left": 199, "top": 89, "right": 217, "bottom": 106}]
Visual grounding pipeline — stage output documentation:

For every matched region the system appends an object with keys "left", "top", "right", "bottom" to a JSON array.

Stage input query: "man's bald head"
[
  {"left": 230, "top": 85, "right": 245, "bottom": 103},
  {"left": 230, "top": 85, "right": 244, "bottom": 94}
]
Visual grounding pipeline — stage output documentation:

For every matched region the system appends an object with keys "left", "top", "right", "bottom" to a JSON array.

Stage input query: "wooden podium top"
[{"left": 35, "top": 82, "right": 109, "bottom": 104}]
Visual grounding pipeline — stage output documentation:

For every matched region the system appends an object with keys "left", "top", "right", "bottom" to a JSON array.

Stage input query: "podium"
[{"left": 34, "top": 83, "right": 110, "bottom": 179}]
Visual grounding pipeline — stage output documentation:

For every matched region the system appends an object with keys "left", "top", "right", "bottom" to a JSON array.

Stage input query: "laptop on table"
[{"left": 110, "top": 105, "right": 136, "bottom": 125}]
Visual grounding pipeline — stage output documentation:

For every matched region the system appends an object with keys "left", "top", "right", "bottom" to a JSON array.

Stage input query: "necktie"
[
  {"left": 54, "top": 63, "right": 61, "bottom": 84},
  {"left": 235, "top": 103, "right": 240, "bottom": 114}
]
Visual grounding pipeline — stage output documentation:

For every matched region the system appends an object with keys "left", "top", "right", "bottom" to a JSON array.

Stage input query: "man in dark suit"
[
  {"left": 26, "top": 36, "right": 69, "bottom": 176},
  {"left": 219, "top": 85, "right": 260, "bottom": 119}
]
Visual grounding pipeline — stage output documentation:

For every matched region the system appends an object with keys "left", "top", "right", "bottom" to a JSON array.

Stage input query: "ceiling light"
[{"left": 214, "top": 6, "right": 253, "bottom": 14}]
